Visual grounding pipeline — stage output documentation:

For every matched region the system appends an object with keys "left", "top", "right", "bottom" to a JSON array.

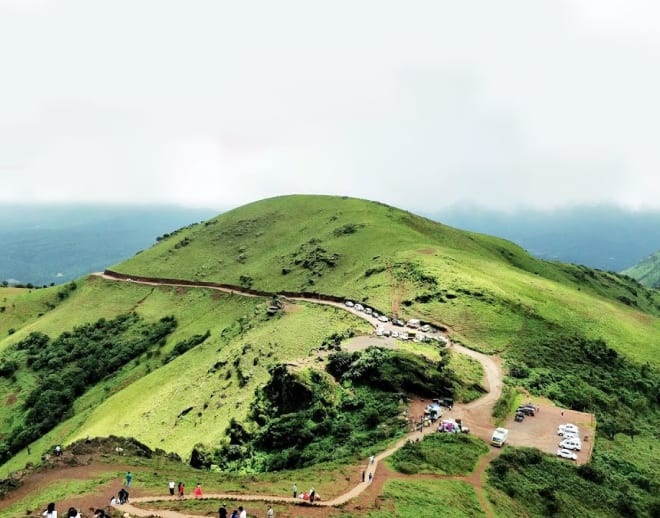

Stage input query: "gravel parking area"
[{"left": 503, "top": 400, "right": 595, "bottom": 464}]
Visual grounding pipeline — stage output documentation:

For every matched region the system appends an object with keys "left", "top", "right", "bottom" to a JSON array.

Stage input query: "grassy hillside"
[
  {"left": 0, "top": 276, "right": 370, "bottom": 476},
  {"left": 623, "top": 250, "right": 660, "bottom": 288},
  {"left": 113, "top": 195, "right": 660, "bottom": 363},
  {"left": 1, "top": 195, "right": 658, "bottom": 516}
]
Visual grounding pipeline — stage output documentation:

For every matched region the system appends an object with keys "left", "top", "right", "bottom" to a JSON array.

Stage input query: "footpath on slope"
[{"left": 93, "top": 272, "right": 504, "bottom": 517}]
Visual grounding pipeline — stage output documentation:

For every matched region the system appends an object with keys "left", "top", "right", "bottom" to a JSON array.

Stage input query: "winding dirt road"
[{"left": 93, "top": 272, "right": 504, "bottom": 517}]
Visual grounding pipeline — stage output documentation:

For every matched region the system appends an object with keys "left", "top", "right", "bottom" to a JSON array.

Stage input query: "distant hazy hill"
[
  {"left": 623, "top": 251, "right": 660, "bottom": 288},
  {"left": 0, "top": 205, "right": 217, "bottom": 286},
  {"left": 426, "top": 205, "right": 660, "bottom": 272}
]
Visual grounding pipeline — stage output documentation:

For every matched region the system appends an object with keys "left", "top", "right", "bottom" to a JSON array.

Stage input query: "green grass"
[
  {"left": 492, "top": 384, "right": 523, "bottom": 425},
  {"left": 388, "top": 433, "right": 489, "bottom": 475},
  {"left": 0, "top": 280, "right": 370, "bottom": 476},
  {"left": 367, "top": 479, "right": 486, "bottom": 517},
  {"left": 111, "top": 195, "right": 659, "bottom": 363},
  {"left": 487, "top": 447, "right": 659, "bottom": 517}
]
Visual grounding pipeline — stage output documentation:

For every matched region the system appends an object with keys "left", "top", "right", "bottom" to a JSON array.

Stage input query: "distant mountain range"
[
  {"left": 426, "top": 205, "right": 660, "bottom": 273},
  {"left": 623, "top": 251, "right": 660, "bottom": 288},
  {"left": 0, "top": 205, "right": 217, "bottom": 286}
]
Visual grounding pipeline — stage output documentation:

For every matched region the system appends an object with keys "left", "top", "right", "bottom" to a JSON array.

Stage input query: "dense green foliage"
[
  {"left": 325, "top": 346, "right": 455, "bottom": 397},
  {"left": 390, "top": 433, "right": 488, "bottom": 475},
  {"left": 198, "top": 347, "right": 458, "bottom": 472},
  {"left": 0, "top": 313, "right": 177, "bottom": 461},
  {"left": 491, "top": 384, "right": 520, "bottom": 421},
  {"left": 488, "top": 447, "right": 659, "bottom": 517},
  {"left": 501, "top": 333, "right": 660, "bottom": 516},
  {"left": 506, "top": 334, "right": 658, "bottom": 438}
]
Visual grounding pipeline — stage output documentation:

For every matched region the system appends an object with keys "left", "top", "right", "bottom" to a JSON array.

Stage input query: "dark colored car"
[
  {"left": 514, "top": 411, "right": 525, "bottom": 422},
  {"left": 392, "top": 319, "right": 405, "bottom": 327},
  {"left": 517, "top": 406, "right": 536, "bottom": 416}
]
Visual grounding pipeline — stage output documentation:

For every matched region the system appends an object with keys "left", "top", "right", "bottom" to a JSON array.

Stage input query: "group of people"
[
  {"left": 167, "top": 480, "right": 187, "bottom": 497},
  {"left": 110, "top": 487, "right": 129, "bottom": 505},
  {"left": 43, "top": 502, "right": 115, "bottom": 518},
  {"left": 293, "top": 483, "right": 319, "bottom": 503},
  {"left": 218, "top": 504, "right": 254, "bottom": 518}
]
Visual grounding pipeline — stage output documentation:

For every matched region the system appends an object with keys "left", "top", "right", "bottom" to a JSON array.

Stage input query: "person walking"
[
  {"left": 169, "top": 480, "right": 175, "bottom": 496},
  {"left": 309, "top": 487, "right": 315, "bottom": 503},
  {"left": 361, "top": 470, "right": 365, "bottom": 482},
  {"left": 178, "top": 481, "right": 185, "bottom": 497},
  {"left": 125, "top": 471, "right": 132, "bottom": 487},
  {"left": 292, "top": 482, "right": 297, "bottom": 498},
  {"left": 194, "top": 483, "right": 203, "bottom": 498},
  {"left": 218, "top": 503, "right": 228, "bottom": 518},
  {"left": 266, "top": 504, "right": 274, "bottom": 518},
  {"left": 239, "top": 506, "right": 247, "bottom": 518},
  {"left": 230, "top": 510, "right": 238, "bottom": 518},
  {"left": 368, "top": 471, "right": 373, "bottom": 482},
  {"left": 42, "top": 502, "right": 57, "bottom": 518}
]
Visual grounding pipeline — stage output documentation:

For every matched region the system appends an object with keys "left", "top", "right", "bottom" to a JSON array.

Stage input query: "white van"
[{"left": 558, "top": 438, "right": 581, "bottom": 451}]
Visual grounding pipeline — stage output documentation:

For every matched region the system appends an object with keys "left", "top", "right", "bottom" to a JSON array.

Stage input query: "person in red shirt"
[{"left": 194, "top": 483, "right": 203, "bottom": 498}]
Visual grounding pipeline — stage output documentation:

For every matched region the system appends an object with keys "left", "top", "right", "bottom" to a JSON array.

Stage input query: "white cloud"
[{"left": 0, "top": 0, "right": 658, "bottom": 211}]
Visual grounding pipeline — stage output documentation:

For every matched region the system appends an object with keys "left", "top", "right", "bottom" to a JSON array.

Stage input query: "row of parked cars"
[
  {"left": 345, "top": 301, "right": 448, "bottom": 345},
  {"left": 556, "top": 423, "right": 581, "bottom": 460}
]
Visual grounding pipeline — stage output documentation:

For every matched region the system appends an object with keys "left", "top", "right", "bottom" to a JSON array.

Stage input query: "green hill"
[
  {"left": 0, "top": 195, "right": 658, "bottom": 517},
  {"left": 114, "top": 195, "right": 660, "bottom": 363},
  {"left": 623, "top": 250, "right": 660, "bottom": 288}
]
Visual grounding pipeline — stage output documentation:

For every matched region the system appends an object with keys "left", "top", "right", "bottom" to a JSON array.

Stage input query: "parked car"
[
  {"left": 378, "top": 315, "right": 389, "bottom": 322},
  {"left": 391, "top": 331, "right": 399, "bottom": 338},
  {"left": 372, "top": 312, "right": 379, "bottom": 318},
  {"left": 558, "top": 424, "right": 579, "bottom": 436},
  {"left": 354, "top": 304, "right": 364, "bottom": 311},
  {"left": 559, "top": 438, "right": 582, "bottom": 451},
  {"left": 392, "top": 319, "right": 405, "bottom": 327},
  {"left": 400, "top": 333, "right": 409, "bottom": 340},
  {"left": 556, "top": 448, "right": 578, "bottom": 460},
  {"left": 345, "top": 301, "right": 355, "bottom": 307},
  {"left": 517, "top": 406, "right": 536, "bottom": 416},
  {"left": 365, "top": 307, "right": 373, "bottom": 315},
  {"left": 382, "top": 329, "right": 391, "bottom": 337},
  {"left": 420, "top": 324, "right": 432, "bottom": 332},
  {"left": 514, "top": 412, "right": 525, "bottom": 422}
]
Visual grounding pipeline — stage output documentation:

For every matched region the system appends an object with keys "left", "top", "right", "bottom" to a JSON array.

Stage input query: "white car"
[
  {"left": 420, "top": 324, "right": 431, "bottom": 332},
  {"left": 365, "top": 307, "right": 373, "bottom": 315},
  {"left": 354, "top": 304, "right": 364, "bottom": 311},
  {"left": 376, "top": 327, "right": 384, "bottom": 336},
  {"left": 400, "top": 333, "right": 409, "bottom": 340},
  {"left": 344, "top": 301, "right": 355, "bottom": 307},
  {"left": 559, "top": 438, "right": 581, "bottom": 451},
  {"left": 372, "top": 312, "right": 380, "bottom": 318},
  {"left": 391, "top": 331, "right": 399, "bottom": 338},
  {"left": 556, "top": 448, "right": 577, "bottom": 461},
  {"left": 378, "top": 315, "right": 388, "bottom": 322},
  {"left": 558, "top": 424, "right": 579, "bottom": 436}
]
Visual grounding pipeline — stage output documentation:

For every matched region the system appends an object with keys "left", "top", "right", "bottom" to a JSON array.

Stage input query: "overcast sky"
[{"left": 1, "top": 0, "right": 659, "bottom": 212}]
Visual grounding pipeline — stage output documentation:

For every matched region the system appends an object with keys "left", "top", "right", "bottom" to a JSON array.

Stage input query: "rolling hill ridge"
[{"left": 0, "top": 195, "right": 658, "bottom": 517}]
